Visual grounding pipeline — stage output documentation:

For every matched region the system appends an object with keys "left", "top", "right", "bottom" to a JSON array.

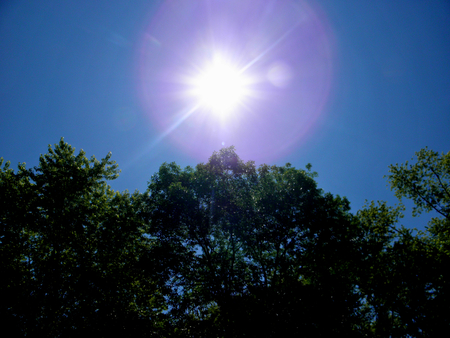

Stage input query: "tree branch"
[
  {"left": 411, "top": 182, "right": 448, "bottom": 219},
  {"left": 429, "top": 167, "right": 450, "bottom": 215}
]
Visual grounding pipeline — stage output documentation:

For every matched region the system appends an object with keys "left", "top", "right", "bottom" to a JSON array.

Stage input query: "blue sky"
[{"left": 1, "top": 0, "right": 449, "bottom": 231}]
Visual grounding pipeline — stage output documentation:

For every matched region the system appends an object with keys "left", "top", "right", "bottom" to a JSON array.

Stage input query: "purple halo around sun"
[{"left": 138, "top": 0, "right": 334, "bottom": 162}]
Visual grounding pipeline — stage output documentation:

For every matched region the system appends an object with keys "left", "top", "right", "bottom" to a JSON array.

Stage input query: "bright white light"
[{"left": 192, "top": 56, "right": 250, "bottom": 116}]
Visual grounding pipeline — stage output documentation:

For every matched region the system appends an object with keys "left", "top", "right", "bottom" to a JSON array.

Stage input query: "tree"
[
  {"left": 354, "top": 148, "right": 450, "bottom": 337},
  {"left": 144, "top": 146, "right": 368, "bottom": 337},
  {"left": 0, "top": 139, "right": 167, "bottom": 336},
  {"left": 387, "top": 147, "right": 450, "bottom": 245},
  {"left": 143, "top": 146, "right": 450, "bottom": 336},
  {"left": 386, "top": 148, "right": 450, "bottom": 335},
  {"left": 0, "top": 157, "right": 35, "bottom": 336},
  {"left": 4, "top": 140, "right": 448, "bottom": 336}
]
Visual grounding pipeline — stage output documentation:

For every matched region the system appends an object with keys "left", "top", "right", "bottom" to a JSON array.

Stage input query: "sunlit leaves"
[
  {"left": 357, "top": 148, "right": 450, "bottom": 336},
  {"left": 387, "top": 147, "right": 450, "bottom": 222}
]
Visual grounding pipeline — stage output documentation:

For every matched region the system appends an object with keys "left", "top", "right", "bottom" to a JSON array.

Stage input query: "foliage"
[
  {"left": 0, "top": 139, "right": 167, "bottom": 337},
  {"left": 387, "top": 148, "right": 450, "bottom": 248},
  {"left": 143, "top": 146, "right": 368, "bottom": 337},
  {"left": 354, "top": 148, "right": 450, "bottom": 337},
  {"left": 2, "top": 141, "right": 449, "bottom": 336}
]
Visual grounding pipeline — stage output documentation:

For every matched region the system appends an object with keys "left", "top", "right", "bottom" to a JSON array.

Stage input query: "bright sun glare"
[{"left": 191, "top": 56, "right": 250, "bottom": 116}]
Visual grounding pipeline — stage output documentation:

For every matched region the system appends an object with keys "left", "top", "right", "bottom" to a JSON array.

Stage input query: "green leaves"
[
  {"left": 386, "top": 147, "right": 450, "bottom": 267},
  {"left": 3, "top": 141, "right": 449, "bottom": 336},
  {"left": 387, "top": 147, "right": 450, "bottom": 221},
  {"left": 1, "top": 139, "right": 167, "bottom": 336},
  {"left": 144, "top": 146, "right": 367, "bottom": 336},
  {"left": 354, "top": 148, "right": 450, "bottom": 337}
]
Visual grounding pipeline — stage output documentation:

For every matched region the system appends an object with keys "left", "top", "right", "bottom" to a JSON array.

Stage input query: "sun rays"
[
  {"left": 190, "top": 55, "right": 250, "bottom": 117},
  {"left": 188, "top": 55, "right": 253, "bottom": 118},
  {"left": 138, "top": 0, "right": 333, "bottom": 161}
]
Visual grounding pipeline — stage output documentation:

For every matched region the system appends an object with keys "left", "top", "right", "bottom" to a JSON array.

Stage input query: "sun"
[{"left": 191, "top": 55, "right": 250, "bottom": 116}]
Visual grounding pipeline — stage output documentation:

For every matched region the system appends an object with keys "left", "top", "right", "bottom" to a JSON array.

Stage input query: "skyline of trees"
[{"left": 1, "top": 139, "right": 449, "bottom": 337}]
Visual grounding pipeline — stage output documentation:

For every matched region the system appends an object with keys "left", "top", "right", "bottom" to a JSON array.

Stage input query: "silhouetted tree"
[
  {"left": 0, "top": 139, "right": 168, "bottom": 337},
  {"left": 143, "top": 147, "right": 368, "bottom": 337},
  {"left": 354, "top": 148, "right": 450, "bottom": 337},
  {"left": 2, "top": 141, "right": 448, "bottom": 337}
]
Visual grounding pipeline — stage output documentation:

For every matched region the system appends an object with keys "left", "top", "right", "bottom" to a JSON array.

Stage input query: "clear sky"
[{"left": 1, "top": 0, "right": 449, "bottom": 231}]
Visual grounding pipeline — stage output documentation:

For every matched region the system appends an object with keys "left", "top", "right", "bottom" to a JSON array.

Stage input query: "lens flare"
[{"left": 137, "top": 0, "right": 334, "bottom": 162}]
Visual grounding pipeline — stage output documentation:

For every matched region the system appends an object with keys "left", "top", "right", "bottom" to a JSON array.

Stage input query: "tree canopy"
[
  {"left": 1, "top": 139, "right": 166, "bottom": 336},
  {"left": 1, "top": 140, "right": 449, "bottom": 337}
]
